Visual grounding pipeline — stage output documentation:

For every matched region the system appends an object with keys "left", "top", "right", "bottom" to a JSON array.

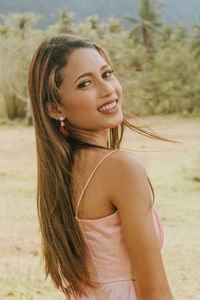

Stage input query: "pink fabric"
[{"left": 65, "top": 150, "right": 164, "bottom": 299}]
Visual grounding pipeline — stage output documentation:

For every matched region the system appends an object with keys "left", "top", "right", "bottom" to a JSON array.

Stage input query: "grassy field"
[{"left": 0, "top": 115, "right": 199, "bottom": 300}]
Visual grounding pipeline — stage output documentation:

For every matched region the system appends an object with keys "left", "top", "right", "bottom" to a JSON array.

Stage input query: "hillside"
[{"left": 0, "top": 0, "right": 200, "bottom": 27}]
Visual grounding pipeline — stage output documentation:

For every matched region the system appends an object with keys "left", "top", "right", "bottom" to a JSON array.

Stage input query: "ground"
[{"left": 0, "top": 115, "right": 199, "bottom": 300}]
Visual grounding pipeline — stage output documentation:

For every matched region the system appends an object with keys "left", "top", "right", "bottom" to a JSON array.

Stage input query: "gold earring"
[
  {"left": 59, "top": 116, "right": 72, "bottom": 138},
  {"left": 59, "top": 116, "right": 65, "bottom": 127}
]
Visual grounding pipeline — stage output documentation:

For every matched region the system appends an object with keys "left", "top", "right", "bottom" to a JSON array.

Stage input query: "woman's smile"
[{"left": 98, "top": 99, "right": 119, "bottom": 113}]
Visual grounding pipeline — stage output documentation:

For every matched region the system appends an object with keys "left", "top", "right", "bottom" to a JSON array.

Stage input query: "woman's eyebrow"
[{"left": 73, "top": 64, "right": 109, "bottom": 85}]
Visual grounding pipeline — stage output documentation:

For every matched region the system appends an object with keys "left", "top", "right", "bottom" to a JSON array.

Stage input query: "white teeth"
[{"left": 99, "top": 100, "right": 117, "bottom": 112}]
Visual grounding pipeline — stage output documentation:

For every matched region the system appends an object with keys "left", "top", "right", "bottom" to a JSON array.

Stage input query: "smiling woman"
[{"left": 28, "top": 34, "right": 174, "bottom": 300}]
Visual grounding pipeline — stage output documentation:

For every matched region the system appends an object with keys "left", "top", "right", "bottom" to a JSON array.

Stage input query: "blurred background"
[
  {"left": 0, "top": 1, "right": 200, "bottom": 300},
  {"left": 0, "top": 0, "right": 200, "bottom": 120}
]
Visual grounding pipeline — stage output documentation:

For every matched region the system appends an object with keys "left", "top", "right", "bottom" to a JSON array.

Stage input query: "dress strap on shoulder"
[{"left": 75, "top": 150, "right": 119, "bottom": 218}]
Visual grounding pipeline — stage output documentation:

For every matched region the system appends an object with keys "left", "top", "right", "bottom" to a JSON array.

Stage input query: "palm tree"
[
  {"left": 123, "top": 0, "right": 164, "bottom": 85},
  {"left": 123, "top": 0, "right": 164, "bottom": 53},
  {"left": 17, "top": 15, "right": 34, "bottom": 39},
  {"left": 84, "top": 14, "right": 105, "bottom": 37},
  {"left": 2, "top": 12, "right": 39, "bottom": 40},
  {"left": 56, "top": 7, "right": 74, "bottom": 33},
  {"left": 88, "top": 14, "right": 99, "bottom": 30}
]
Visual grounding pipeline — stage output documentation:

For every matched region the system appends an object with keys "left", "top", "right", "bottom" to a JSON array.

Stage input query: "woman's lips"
[{"left": 98, "top": 100, "right": 119, "bottom": 114}]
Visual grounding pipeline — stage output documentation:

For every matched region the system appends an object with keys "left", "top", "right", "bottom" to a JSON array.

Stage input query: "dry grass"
[{"left": 0, "top": 115, "right": 199, "bottom": 300}]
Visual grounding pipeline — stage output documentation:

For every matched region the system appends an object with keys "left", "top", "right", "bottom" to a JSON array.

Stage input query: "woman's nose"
[{"left": 98, "top": 80, "right": 115, "bottom": 97}]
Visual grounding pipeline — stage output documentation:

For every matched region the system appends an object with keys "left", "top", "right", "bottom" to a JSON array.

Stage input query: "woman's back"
[
  {"left": 71, "top": 149, "right": 120, "bottom": 221},
  {"left": 66, "top": 150, "right": 163, "bottom": 299}
]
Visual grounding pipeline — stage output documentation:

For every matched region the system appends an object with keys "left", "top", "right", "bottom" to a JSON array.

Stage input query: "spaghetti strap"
[{"left": 75, "top": 150, "right": 119, "bottom": 218}]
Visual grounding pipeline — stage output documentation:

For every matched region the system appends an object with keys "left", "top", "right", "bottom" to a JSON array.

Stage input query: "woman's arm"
[{"left": 107, "top": 151, "right": 174, "bottom": 300}]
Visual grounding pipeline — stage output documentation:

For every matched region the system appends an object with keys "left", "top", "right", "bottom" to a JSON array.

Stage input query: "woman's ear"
[{"left": 45, "top": 101, "right": 62, "bottom": 120}]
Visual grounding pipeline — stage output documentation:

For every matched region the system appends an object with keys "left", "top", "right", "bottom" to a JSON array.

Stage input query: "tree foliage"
[
  {"left": 0, "top": 13, "right": 44, "bottom": 122},
  {"left": 0, "top": 0, "right": 200, "bottom": 121}
]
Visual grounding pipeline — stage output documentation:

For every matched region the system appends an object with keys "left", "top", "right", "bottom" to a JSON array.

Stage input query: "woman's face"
[{"left": 58, "top": 48, "right": 123, "bottom": 132}]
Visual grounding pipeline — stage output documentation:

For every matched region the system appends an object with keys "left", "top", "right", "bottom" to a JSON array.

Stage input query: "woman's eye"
[
  {"left": 77, "top": 80, "right": 90, "bottom": 89},
  {"left": 102, "top": 70, "right": 114, "bottom": 78}
]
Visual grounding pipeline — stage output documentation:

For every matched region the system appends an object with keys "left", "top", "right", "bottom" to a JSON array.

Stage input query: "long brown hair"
[{"left": 28, "top": 34, "right": 176, "bottom": 298}]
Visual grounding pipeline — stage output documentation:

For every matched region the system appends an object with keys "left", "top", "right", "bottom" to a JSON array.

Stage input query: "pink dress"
[{"left": 65, "top": 150, "right": 164, "bottom": 299}]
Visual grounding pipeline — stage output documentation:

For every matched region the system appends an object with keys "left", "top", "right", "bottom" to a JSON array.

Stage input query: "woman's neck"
[{"left": 71, "top": 128, "right": 109, "bottom": 148}]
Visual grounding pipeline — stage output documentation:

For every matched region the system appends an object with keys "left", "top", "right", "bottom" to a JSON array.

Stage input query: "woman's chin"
[{"left": 108, "top": 114, "right": 124, "bottom": 128}]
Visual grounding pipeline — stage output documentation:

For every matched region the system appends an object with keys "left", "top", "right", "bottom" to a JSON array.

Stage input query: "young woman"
[{"left": 28, "top": 34, "right": 174, "bottom": 300}]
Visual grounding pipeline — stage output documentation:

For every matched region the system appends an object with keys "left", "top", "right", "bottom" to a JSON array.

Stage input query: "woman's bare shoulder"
[
  {"left": 107, "top": 150, "right": 146, "bottom": 176},
  {"left": 105, "top": 150, "right": 150, "bottom": 208}
]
